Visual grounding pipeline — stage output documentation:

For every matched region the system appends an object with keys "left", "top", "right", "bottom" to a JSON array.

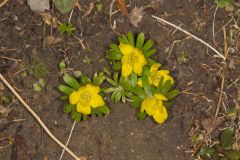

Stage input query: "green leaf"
[
  {"left": 63, "top": 75, "right": 81, "bottom": 89},
  {"left": 147, "top": 58, "right": 156, "bottom": 66},
  {"left": 220, "top": 127, "right": 234, "bottom": 149},
  {"left": 223, "top": 150, "right": 240, "bottom": 160},
  {"left": 199, "top": 146, "right": 216, "bottom": 158},
  {"left": 58, "top": 84, "right": 75, "bottom": 95},
  {"left": 142, "top": 75, "right": 152, "bottom": 97},
  {"left": 136, "top": 32, "right": 145, "bottom": 49},
  {"left": 106, "top": 78, "right": 117, "bottom": 86},
  {"left": 227, "top": 108, "right": 238, "bottom": 119},
  {"left": 112, "top": 61, "right": 122, "bottom": 71},
  {"left": 29, "top": 56, "right": 48, "bottom": 79},
  {"left": 131, "top": 96, "right": 142, "bottom": 108},
  {"left": 160, "top": 80, "right": 173, "bottom": 95},
  {"left": 104, "top": 87, "right": 115, "bottom": 93},
  {"left": 107, "top": 51, "right": 122, "bottom": 60},
  {"left": 52, "top": 0, "right": 76, "bottom": 14},
  {"left": 137, "top": 112, "right": 147, "bottom": 120},
  {"left": 113, "top": 72, "right": 119, "bottom": 83},
  {"left": 71, "top": 110, "right": 81, "bottom": 122},
  {"left": 133, "top": 86, "right": 147, "bottom": 99},
  {"left": 121, "top": 78, "right": 132, "bottom": 91},
  {"left": 130, "top": 72, "right": 137, "bottom": 87},
  {"left": 63, "top": 104, "right": 75, "bottom": 113},
  {"left": 61, "top": 95, "right": 68, "bottom": 100},
  {"left": 142, "top": 40, "right": 153, "bottom": 52},
  {"left": 33, "top": 83, "right": 42, "bottom": 91},
  {"left": 82, "top": 115, "right": 88, "bottom": 121},
  {"left": 164, "top": 101, "right": 172, "bottom": 109},
  {"left": 91, "top": 108, "right": 103, "bottom": 117},
  {"left": 110, "top": 44, "right": 119, "bottom": 51},
  {"left": 93, "top": 72, "right": 106, "bottom": 86},
  {"left": 39, "top": 78, "right": 46, "bottom": 87},
  {"left": 118, "top": 35, "right": 129, "bottom": 44},
  {"left": 144, "top": 49, "right": 157, "bottom": 57},
  {"left": 98, "top": 105, "right": 110, "bottom": 114},
  {"left": 80, "top": 75, "right": 91, "bottom": 85},
  {"left": 58, "top": 23, "right": 76, "bottom": 35},
  {"left": 166, "top": 90, "right": 180, "bottom": 100},
  {"left": 127, "top": 32, "right": 135, "bottom": 46}
]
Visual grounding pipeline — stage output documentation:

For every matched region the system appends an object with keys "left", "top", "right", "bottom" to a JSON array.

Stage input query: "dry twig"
[
  {"left": 109, "top": 0, "right": 121, "bottom": 35},
  {"left": 151, "top": 15, "right": 226, "bottom": 60},
  {"left": 0, "top": 73, "right": 82, "bottom": 160},
  {"left": 59, "top": 121, "right": 77, "bottom": 160},
  {"left": 0, "top": 0, "right": 8, "bottom": 8}
]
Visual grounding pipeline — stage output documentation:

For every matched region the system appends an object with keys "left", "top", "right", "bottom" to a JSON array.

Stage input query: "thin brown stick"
[
  {"left": 0, "top": 56, "right": 21, "bottom": 63},
  {"left": 212, "top": 6, "right": 218, "bottom": 45},
  {"left": 151, "top": 15, "right": 225, "bottom": 60},
  {"left": 109, "top": 0, "right": 121, "bottom": 36},
  {"left": 0, "top": 0, "right": 8, "bottom": 8},
  {"left": 59, "top": 121, "right": 77, "bottom": 160},
  {"left": 0, "top": 73, "right": 82, "bottom": 160}
]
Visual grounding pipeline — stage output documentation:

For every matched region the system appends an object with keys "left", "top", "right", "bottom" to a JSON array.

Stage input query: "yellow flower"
[
  {"left": 69, "top": 84, "right": 105, "bottom": 115},
  {"left": 119, "top": 43, "right": 147, "bottom": 78},
  {"left": 141, "top": 93, "right": 168, "bottom": 124},
  {"left": 137, "top": 63, "right": 174, "bottom": 87}
]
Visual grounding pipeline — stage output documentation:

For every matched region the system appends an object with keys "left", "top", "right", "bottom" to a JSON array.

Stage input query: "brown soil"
[{"left": 0, "top": 0, "right": 239, "bottom": 160}]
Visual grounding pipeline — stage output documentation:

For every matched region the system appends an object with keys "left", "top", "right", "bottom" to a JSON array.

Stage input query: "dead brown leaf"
[
  {"left": 39, "top": 12, "right": 58, "bottom": 28},
  {"left": 0, "top": 105, "right": 12, "bottom": 117},
  {"left": 201, "top": 116, "right": 223, "bottom": 131},
  {"left": 116, "top": 0, "right": 128, "bottom": 16},
  {"left": 0, "top": 82, "right": 4, "bottom": 91},
  {"left": 44, "top": 36, "right": 62, "bottom": 46},
  {"left": 27, "top": 0, "right": 50, "bottom": 12},
  {"left": 128, "top": 6, "right": 144, "bottom": 27}
]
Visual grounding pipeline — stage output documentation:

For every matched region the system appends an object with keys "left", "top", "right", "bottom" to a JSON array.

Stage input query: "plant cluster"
[{"left": 58, "top": 32, "right": 179, "bottom": 123}]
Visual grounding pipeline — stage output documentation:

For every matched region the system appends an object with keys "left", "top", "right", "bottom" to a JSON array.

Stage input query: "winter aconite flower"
[
  {"left": 141, "top": 93, "right": 168, "bottom": 123},
  {"left": 69, "top": 84, "right": 105, "bottom": 115},
  {"left": 119, "top": 43, "right": 147, "bottom": 78},
  {"left": 149, "top": 63, "right": 174, "bottom": 87},
  {"left": 138, "top": 63, "right": 174, "bottom": 87}
]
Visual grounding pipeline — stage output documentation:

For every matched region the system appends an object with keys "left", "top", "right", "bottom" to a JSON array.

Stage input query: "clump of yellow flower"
[
  {"left": 69, "top": 84, "right": 105, "bottom": 115},
  {"left": 141, "top": 93, "right": 168, "bottom": 124},
  {"left": 138, "top": 63, "right": 174, "bottom": 87},
  {"left": 119, "top": 43, "right": 147, "bottom": 78}
]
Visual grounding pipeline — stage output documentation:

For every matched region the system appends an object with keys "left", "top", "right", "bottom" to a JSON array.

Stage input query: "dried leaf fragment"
[
  {"left": 44, "top": 36, "right": 62, "bottom": 46},
  {"left": 116, "top": 0, "right": 128, "bottom": 16},
  {"left": 128, "top": 7, "right": 144, "bottom": 27},
  {"left": 39, "top": 13, "right": 58, "bottom": 28},
  {"left": 27, "top": 0, "right": 50, "bottom": 12}
]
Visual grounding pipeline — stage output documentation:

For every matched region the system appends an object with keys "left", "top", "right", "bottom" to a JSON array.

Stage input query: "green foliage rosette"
[
  {"left": 106, "top": 32, "right": 179, "bottom": 124},
  {"left": 58, "top": 72, "right": 110, "bottom": 122}
]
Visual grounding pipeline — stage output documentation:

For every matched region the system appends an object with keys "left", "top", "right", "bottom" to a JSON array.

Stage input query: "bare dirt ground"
[{"left": 0, "top": 0, "right": 239, "bottom": 160}]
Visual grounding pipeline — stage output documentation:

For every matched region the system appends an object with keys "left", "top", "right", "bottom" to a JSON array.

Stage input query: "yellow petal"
[
  {"left": 154, "top": 93, "right": 168, "bottom": 101},
  {"left": 76, "top": 102, "right": 91, "bottom": 115},
  {"left": 69, "top": 91, "right": 80, "bottom": 105},
  {"left": 163, "top": 75, "right": 174, "bottom": 84},
  {"left": 151, "top": 77, "right": 160, "bottom": 87},
  {"left": 137, "top": 79, "right": 143, "bottom": 87},
  {"left": 141, "top": 97, "right": 156, "bottom": 116},
  {"left": 150, "top": 63, "right": 161, "bottom": 73},
  {"left": 156, "top": 70, "right": 169, "bottom": 75},
  {"left": 133, "top": 62, "right": 144, "bottom": 75},
  {"left": 138, "top": 54, "right": 147, "bottom": 66},
  {"left": 121, "top": 64, "right": 132, "bottom": 78},
  {"left": 85, "top": 84, "right": 100, "bottom": 94},
  {"left": 119, "top": 43, "right": 134, "bottom": 55},
  {"left": 90, "top": 94, "right": 105, "bottom": 108},
  {"left": 153, "top": 106, "right": 168, "bottom": 124}
]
